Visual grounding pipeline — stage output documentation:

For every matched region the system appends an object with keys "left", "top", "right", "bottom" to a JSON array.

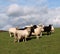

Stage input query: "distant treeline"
[{"left": 0, "top": 30, "right": 8, "bottom": 32}]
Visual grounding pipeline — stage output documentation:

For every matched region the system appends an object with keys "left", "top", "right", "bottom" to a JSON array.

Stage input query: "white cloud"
[
  {"left": 0, "top": 0, "right": 60, "bottom": 30},
  {"left": 46, "top": 7, "right": 60, "bottom": 26},
  {"left": 7, "top": 4, "right": 24, "bottom": 17},
  {"left": 0, "top": 13, "right": 10, "bottom": 30},
  {"left": 0, "top": 13, "right": 9, "bottom": 26},
  {"left": 1, "top": 25, "right": 12, "bottom": 30}
]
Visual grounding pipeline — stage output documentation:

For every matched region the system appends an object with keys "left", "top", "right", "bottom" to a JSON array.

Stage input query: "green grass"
[{"left": 0, "top": 28, "right": 60, "bottom": 54}]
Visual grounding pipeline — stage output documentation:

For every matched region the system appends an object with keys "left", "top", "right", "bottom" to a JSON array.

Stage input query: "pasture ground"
[{"left": 0, "top": 28, "right": 60, "bottom": 54}]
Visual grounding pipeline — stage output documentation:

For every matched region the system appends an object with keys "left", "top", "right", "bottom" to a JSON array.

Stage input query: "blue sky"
[
  {"left": 0, "top": 0, "right": 60, "bottom": 7},
  {"left": 0, "top": 0, "right": 60, "bottom": 30},
  {"left": 48, "top": 0, "right": 60, "bottom": 8}
]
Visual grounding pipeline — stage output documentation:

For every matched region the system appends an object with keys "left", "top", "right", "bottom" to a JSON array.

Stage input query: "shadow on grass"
[{"left": 18, "top": 36, "right": 42, "bottom": 42}]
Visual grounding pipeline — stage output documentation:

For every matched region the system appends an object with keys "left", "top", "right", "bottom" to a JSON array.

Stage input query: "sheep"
[
  {"left": 8, "top": 27, "right": 17, "bottom": 37},
  {"left": 43, "top": 24, "right": 54, "bottom": 35},
  {"left": 31, "top": 25, "right": 44, "bottom": 39},
  {"left": 15, "top": 26, "right": 32, "bottom": 42}
]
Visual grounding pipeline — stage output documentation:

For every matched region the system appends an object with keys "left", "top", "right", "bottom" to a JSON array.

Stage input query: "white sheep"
[
  {"left": 16, "top": 27, "right": 32, "bottom": 42},
  {"left": 8, "top": 28, "right": 17, "bottom": 37}
]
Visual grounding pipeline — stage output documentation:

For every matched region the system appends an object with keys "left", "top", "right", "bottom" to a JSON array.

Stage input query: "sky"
[{"left": 0, "top": 0, "right": 60, "bottom": 30}]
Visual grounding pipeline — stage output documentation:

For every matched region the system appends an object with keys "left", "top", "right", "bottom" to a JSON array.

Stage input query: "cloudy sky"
[{"left": 0, "top": 0, "right": 60, "bottom": 30}]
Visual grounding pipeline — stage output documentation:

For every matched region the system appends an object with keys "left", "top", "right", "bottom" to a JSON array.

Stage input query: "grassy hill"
[{"left": 0, "top": 28, "right": 60, "bottom": 54}]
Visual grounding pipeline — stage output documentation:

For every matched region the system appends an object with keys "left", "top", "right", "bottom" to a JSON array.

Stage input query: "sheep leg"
[
  {"left": 10, "top": 34, "right": 12, "bottom": 37},
  {"left": 17, "top": 34, "right": 21, "bottom": 43},
  {"left": 25, "top": 37, "right": 27, "bottom": 42},
  {"left": 23, "top": 39, "right": 25, "bottom": 42},
  {"left": 40, "top": 32, "right": 42, "bottom": 37},
  {"left": 18, "top": 39, "right": 20, "bottom": 43},
  {"left": 36, "top": 36, "right": 39, "bottom": 39},
  {"left": 14, "top": 37, "right": 17, "bottom": 43},
  {"left": 9, "top": 32, "right": 12, "bottom": 37},
  {"left": 14, "top": 33, "right": 17, "bottom": 42}
]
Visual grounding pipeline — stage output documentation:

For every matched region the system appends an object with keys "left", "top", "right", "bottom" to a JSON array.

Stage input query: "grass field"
[{"left": 0, "top": 28, "right": 60, "bottom": 54}]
